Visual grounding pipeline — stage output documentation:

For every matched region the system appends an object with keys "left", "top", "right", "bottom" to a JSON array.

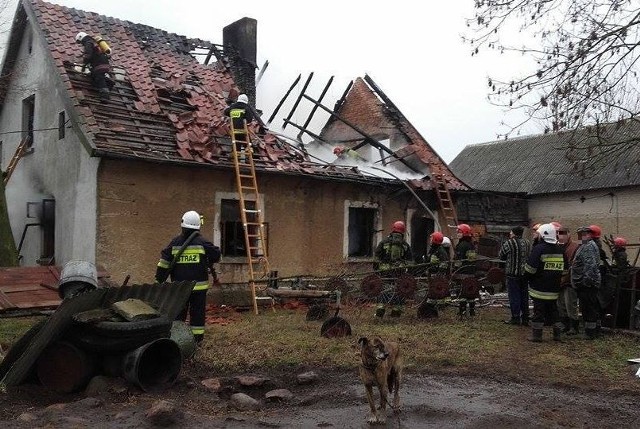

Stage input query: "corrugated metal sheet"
[
  {"left": 450, "top": 121, "right": 640, "bottom": 195},
  {"left": 1, "top": 281, "right": 194, "bottom": 386}
]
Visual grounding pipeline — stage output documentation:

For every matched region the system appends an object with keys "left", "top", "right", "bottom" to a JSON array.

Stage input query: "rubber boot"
[
  {"left": 458, "top": 302, "right": 466, "bottom": 319},
  {"left": 468, "top": 302, "right": 476, "bottom": 317},
  {"left": 584, "top": 322, "right": 597, "bottom": 340},
  {"left": 390, "top": 306, "right": 403, "bottom": 317},
  {"left": 375, "top": 305, "right": 386, "bottom": 318},
  {"left": 595, "top": 319, "right": 602, "bottom": 337},
  {"left": 553, "top": 323, "right": 563, "bottom": 342},
  {"left": 504, "top": 317, "right": 520, "bottom": 325},
  {"left": 561, "top": 317, "right": 571, "bottom": 333},
  {"left": 567, "top": 319, "right": 579, "bottom": 336},
  {"left": 520, "top": 316, "right": 530, "bottom": 327},
  {"left": 528, "top": 322, "right": 543, "bottom": 342}
]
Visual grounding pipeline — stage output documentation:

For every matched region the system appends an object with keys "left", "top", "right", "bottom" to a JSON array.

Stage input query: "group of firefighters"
[{"left": 373, "top": 219, "right": 633, "bottom": 341}]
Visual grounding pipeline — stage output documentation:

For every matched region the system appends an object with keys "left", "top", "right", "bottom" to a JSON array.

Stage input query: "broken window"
[
  {"left": 58, "top": 112, "right": 65, "bottom": 140},
  {"left": 347, "top": 206, "right": 377, "bottom": 258},
  {"left": 22, "top": 95, "right": 35, "bottom": 147},
  {"left": 220, "top": 198, "right": 268, "bottom": 258}
]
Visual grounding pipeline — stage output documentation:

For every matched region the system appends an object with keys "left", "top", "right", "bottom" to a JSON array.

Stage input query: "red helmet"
[
  {"left": 551, "top": 221, "right": 562, "bottom": 231},
  {"left": 532, "top": 223, "right": 541, "bottom": 231},
  {"left": 613, "top": 237, "right": 627, "bottom": 248},
  {"left": 333, "top": 146, "right": 344, "bottom": 155},
  {"left": 430, "top": 231, "right": 444, "bottom": 245},
  {"left": 588, "top": 224, "right": 602, "bottom": 238},
  {"left": 392, "top": 221, "right": 405, "bottom": 233},
  {"left": 457, "top": 223, "right": 472, "bottom": 237}
]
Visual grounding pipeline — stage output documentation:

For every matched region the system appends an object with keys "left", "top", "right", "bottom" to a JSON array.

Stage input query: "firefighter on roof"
[{"left": 75, "top": 31, "right": 112, "bottom": 100}]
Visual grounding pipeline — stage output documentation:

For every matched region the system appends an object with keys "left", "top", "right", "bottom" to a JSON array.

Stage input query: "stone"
[
  {"left": 145, "top": 399, "right": 184, "bottom": 427},
  {"left": 265, "top": 388, "right": 293, "bottom": 402},
  {"left": 296, "top": 371, "right": 319, "bottom": 385},
  {"left": 230, "top": 393, "right": 261, "bottom": 411},
  {"left": 201, "top": 378, "right": 221, "bottom": 392}
]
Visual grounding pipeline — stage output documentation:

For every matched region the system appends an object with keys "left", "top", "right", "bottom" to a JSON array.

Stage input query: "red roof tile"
[{"left": 17, "top": 1, "right": 399, "bottom": 186}]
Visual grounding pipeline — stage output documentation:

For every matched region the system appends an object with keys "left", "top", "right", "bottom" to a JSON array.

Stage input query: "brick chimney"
[{"left": 223, "top": 17, "right": 257, "bottom": 105}]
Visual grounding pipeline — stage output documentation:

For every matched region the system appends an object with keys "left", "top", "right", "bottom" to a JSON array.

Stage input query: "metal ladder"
[
  {"left": 3, "top": 136, "right": 30, "bottom": 185},
  {"left": 230, "top": 121, "right": 272, "bottom": 315},
  {"left": 432, "top": 174, "right": 459, "bottom": 237}
]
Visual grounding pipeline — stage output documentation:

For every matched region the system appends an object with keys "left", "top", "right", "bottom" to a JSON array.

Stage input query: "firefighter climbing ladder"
[
  {"left": 3, "top": 136, "right": 30, "bottom": 185},
  {"left": 433, "top": 174, "right": 459, "bottom": 237},
  {"left": 230, "top": 121, "right": 272, "bottom": 315}
]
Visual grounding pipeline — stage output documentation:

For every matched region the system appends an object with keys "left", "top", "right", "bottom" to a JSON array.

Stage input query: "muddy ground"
[{"left": 1, "top": 358, "right": 640, "bottom": 429}]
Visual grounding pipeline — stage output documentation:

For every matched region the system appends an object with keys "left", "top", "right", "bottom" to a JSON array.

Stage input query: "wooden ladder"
[
  {"left": 3, "top": 136, "right": 30, "bottom": 185},
  {"left": 432, "top": 174, "right": 459, "bottom": 237},
  {"left": 230, "top": 121, "right": 272, "bottom": 315}
]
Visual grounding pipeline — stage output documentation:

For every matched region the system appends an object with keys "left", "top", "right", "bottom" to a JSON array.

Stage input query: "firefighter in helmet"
[
  {"left": 454, "top": 223, "right": 478, "bottom": 317},
  {"left": 75, "top": 31, "right": 112, "bottom": 100},
  {"left": 374, "top": 220, "right": 413, "bottom": 318},
  {"left": 156, "top": 210, "right": 221, "bottom": 344}
]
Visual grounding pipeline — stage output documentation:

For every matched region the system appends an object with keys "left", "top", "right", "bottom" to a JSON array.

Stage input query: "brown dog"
[{"left": 358, "top": 336, "right": 402, "bottom": 424}]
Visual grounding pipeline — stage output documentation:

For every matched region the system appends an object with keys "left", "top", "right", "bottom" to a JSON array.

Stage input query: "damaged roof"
[
  {"left": 319, "top": 75, "right": 468, "bottom": 191},
  {"left": 3, "top": 0, "right": 400, "bottom": 186},
  {"left": 450, "top": 119, "right": 640, "bottom": 195}
]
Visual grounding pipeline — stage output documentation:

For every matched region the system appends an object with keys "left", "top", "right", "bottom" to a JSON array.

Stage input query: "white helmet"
[
  {"left": 237, "top": 93, "right": 249, "bottom": 104},
  {"left": 181, "top": 210, "right": 201, "bottom": 230},
  {"left": 442, "top": 237, "right": 452, "bottom": 248},
  {"left": 75, "top": 32, "right": 88, "bottom": 43},
  {"left": 538, "top": 223, "right": 558, "bottom": 244}
]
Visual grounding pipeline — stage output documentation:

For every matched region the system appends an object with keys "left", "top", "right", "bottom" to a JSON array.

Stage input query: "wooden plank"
[
  {"left": 0, "top": 284, "right": 48, "bottom": 293},
  {"left": 0, "top": 289, "right": 17, "bottom": 309}
]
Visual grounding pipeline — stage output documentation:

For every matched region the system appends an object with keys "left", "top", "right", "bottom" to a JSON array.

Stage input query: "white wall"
[
  {"left": 0, "top": 21, "right": 99, "bottom": 265},
  {"left": 528, "top": 187, "right": 640, "bottom": 258}
]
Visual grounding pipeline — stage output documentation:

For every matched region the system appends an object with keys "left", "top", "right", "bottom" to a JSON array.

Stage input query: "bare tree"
[{"left": 466, "top": 0, "right": 640, "bottom": 151}]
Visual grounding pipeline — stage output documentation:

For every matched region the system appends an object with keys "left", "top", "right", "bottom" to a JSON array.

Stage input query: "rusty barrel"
[
  {"left": 122, "top": 338, "right": 182, "bottom": 392},
  {"left": 36, "top": 341, "right": 95, "bottom": 393}
]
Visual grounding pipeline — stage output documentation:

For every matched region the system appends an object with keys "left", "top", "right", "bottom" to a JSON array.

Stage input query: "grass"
[
  {"left": 2, "top": 305, "right": 639, "bottom": 393},
  {"left": 199, "top": 303, "right": 640, "bottom": 392}
]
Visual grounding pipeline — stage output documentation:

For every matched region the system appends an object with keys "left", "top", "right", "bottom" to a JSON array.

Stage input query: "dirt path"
[{"left": 1, "top": 371, "right": 639, "bottom": 428}]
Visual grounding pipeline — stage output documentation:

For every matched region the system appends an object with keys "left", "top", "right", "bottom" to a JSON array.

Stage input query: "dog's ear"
[{"left": 358, "top": 337, "right": 368, "bottom": 346}]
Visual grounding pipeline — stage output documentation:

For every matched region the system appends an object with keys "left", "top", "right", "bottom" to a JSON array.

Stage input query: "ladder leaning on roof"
[
  {"left": 229, "top": 120, "right": 273, "bottom": 315},
  {"left": 432, "top": 174, "right": 459, "bottom": 238},
  {"left": 3, "top": 136, "right": 31, "bottom": 185}
]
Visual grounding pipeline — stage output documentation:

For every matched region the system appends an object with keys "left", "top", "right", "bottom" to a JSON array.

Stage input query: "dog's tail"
[{"left": 387, "top": 368, "right": 397, "bottom": 394}]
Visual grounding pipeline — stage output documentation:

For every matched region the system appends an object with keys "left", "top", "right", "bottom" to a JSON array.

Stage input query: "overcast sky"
[{"left": 3, "top": 0, "right": 541, "bottom": 162}]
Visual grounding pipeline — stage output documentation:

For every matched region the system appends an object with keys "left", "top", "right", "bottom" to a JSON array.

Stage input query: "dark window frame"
[
  {"left": 347, "top": 206, "right": 377, "bottom": 258},
  {"left": 219, "top": 198, "right": 268, "bottom": 259},
  {"left": 22, "top": 95, "right": 35, "bottom": 147}
]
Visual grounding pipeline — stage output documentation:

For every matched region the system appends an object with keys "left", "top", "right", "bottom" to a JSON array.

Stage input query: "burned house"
[{"left": 1, "top": 0, "right": 478, "bottom": 289}]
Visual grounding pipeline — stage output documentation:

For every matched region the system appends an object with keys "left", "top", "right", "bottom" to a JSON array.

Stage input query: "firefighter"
[
  {"left": 427, "top": 231, "right": 450, "bottom": 273},
  {"left": 156, "top": 210, "right": 221, "bottom": 343},
  {"left": 612, "top": 237, "right": 630, "bottom": 269},
  {"left": 224, "top": 94, "right": 255, "bottom": 154},
  {"left": 524, "top": 223, "right": 568, "bottom": 342},
  {"left": 374, "top": 220, "right": 413, "bottom": 317},
  {"left": 75, "top": 31, "right": 112, "bottom": 100},
  {"left": 454, "top": 223, "right": 477, "bottom": 317},
  {"left": 572, "top": 226, "right": 602, "bottom": 339}
]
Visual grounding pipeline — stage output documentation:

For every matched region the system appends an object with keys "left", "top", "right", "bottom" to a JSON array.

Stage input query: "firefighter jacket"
[
  {"left": 427, "top": 244, "right": 450, "bottom": 272},
  {"left": 498, "top": 237, "right": 531, "bottom": 277},
  {"left": 155, "top": 232, "right": 221, "bottom": 291},
  {"left": 224, "top": 101, "right": 255, "bottom": 132},
  {"left": 571, "top": 240, "right": 601, "bottom": 289},
  {"left": 525, "top": 241, "right": 567, "bottom": 300},
  {"left": 375, "top": 232, "right": 413, "bottom": 271},
  {"left": 455, "top": 237, "right": 477, "bottom": 263}
]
